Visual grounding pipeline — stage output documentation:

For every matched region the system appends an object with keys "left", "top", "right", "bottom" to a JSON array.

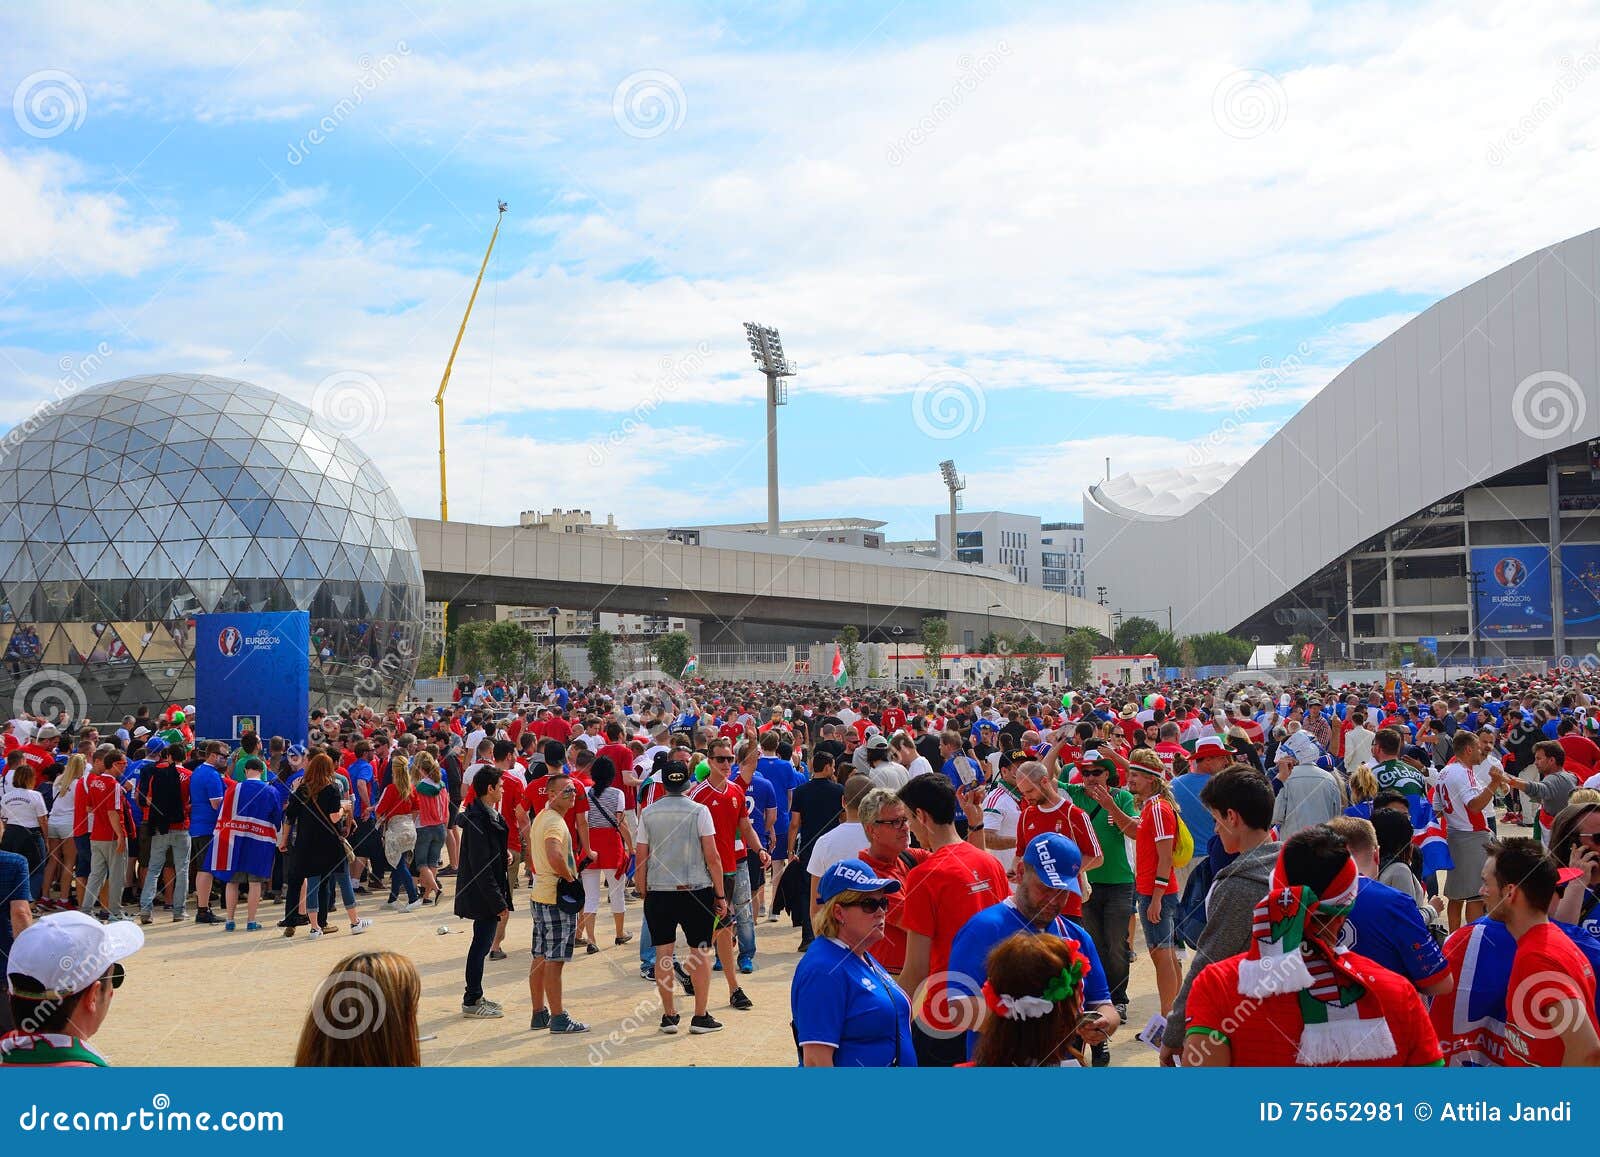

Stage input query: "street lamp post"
[
  {"left": 546, "top": 606, "right": 560, "bottom": 687},
  {"left": 891, "top": 625, "right": 904, "bottom": 683},
  {"left": 744, "top": 323, "right": 797, "bottom": 536},
  {"left": 986, "top": 602, "right": 1003, "bottom": 648}
]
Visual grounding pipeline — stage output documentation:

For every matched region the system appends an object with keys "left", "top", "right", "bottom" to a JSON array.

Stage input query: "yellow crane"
[{"left": 434, "top": 200, "right": 507, "bottom": 677}]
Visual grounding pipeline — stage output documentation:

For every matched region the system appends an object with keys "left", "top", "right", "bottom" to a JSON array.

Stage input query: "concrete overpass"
[{"left": 411, "top": 518, "right": 1110, "bottom": 643}]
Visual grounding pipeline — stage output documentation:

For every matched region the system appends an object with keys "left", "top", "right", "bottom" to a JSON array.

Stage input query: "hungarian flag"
[
  {"left": 831, "top": 645, "right": 847, "bottom": 687},
  {"left": 680, "top": 654, "right": 697, "bottom": 677}
]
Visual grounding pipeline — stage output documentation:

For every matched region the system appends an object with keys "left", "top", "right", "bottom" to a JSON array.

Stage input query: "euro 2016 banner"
[
  {"left": 1470, "top": 546, "right": 1553, "bottom": 638},
  {"left": 1562, "top": 544, "right": 1600, "bottom": 633},
  {"left": 194, "top": 611, "right": 310, "bottom": 750}
]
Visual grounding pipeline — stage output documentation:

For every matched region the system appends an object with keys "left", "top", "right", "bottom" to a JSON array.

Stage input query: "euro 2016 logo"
[
  {"left": 218, "top": 626, "right": 243, "bottom": 657},
  {"left": 1493, "top": 558, "right": 1527, "bottom": 589}
]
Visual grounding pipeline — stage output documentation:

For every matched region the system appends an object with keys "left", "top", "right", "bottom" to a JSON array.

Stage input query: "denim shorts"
[
  {"left": 1138, "top": 892, "right": 1177, "bottom": 950},
  {"left": 413, "top": 824, "right": 446, "bottom": 870}
]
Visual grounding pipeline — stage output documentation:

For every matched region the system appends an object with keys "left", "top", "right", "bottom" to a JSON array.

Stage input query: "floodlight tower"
[
  {"left": 744, "top": 322, "right": 796, "bottom": 536},
  {"left": 939, "top": 459, "right": 966, "bottom": 562}
]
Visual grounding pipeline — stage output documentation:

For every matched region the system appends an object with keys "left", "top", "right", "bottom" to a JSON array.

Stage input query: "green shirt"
[
  {"left": 1065, "top": 783, "right": 1138, "bottom": 884},
  {"left": 1373, "top": 758, "right": 1424, "bottom": 796}
]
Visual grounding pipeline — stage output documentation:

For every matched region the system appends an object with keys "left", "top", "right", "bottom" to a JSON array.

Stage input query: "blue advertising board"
[
  {"left": 193, "top": 611, "right": 309, "bottom": 749},
  {"left": 1562, "top": 543, "right": 1600, "bottom": 631},
  {"left": 1470, "top": 546, "right": 1553, "bottom": 638}
]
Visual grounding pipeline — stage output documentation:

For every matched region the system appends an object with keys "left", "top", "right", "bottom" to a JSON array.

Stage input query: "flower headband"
[{"left": 979, "top": 940, "right": 1091, "bottom": 1021}]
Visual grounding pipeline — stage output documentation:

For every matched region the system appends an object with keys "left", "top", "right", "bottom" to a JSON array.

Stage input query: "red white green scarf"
[{"left": 1238, "top": 849, "right": 1396, "bottom": 1065}]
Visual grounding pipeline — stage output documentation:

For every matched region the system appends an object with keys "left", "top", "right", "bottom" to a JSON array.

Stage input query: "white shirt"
[
  {"left": 806, "top": 822, "right": 868, "bottom": 877},
  {"left": 981, "top": 786, "right": 1022, "bottom": 871},
  {"left": 0, "top": 787, "right": 46, "bottom": 828},
  {"left": 1344, "top": 726, "right": 1375, "bottom": 771},
  {"left": 1437, "top": 760, "right": 1488, "bottom": 833},
  {"left": 904, "top": 755, "right": 933, "bottom": 779},
  {"left": 464, "top": 728, "right": 487, "bottom": 753}
]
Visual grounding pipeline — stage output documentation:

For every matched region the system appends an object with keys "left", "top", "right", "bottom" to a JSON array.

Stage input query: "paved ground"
[{"left": 94, "top": 883, "right": 1167, "bottom": 1067}]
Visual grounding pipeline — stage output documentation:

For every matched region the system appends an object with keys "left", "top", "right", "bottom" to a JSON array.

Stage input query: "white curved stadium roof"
[
  {"left": 1089, "top": 462, "right": 1240, "bottom": 520},
  {"left": 1085, "top": 226, "right": 1600, "bottom": 635}
]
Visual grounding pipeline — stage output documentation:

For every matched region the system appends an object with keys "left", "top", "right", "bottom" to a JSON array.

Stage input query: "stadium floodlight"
[
  {"left": 744, "top": 322, "right": 797, "bottom": 535},
  {"left": 939, "top": 460, "right": 966, "bottom": 561}
]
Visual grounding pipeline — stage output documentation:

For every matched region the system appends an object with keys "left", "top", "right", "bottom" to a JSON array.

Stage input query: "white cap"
[
  {"left": 7, "top": 911, "right": 144, "bottom": 999},
  {"left": 132, "top": 726, "right": 151, "bottom": 739}
]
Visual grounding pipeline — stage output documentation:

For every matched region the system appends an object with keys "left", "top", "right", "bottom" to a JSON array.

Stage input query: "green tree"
[
  {"left": 484, "top": 620, "right": 536, "bottom": 678},
  {"left": 1113, "top": 615, "right": 1162, "bottom": 654},
  {"left": 1064, "top": 627, "right": 1097, "bottom": 683},
  {"left": 920, "top": 616, "right": 950, "bottom": 681},
  {"left": 1015, "top": 633, "right": 1046, "bottom": 685},
  {"left": 449, "top": 619, "right": 491, "bottom": 677},
  {"left": 977, "top": 631, "right": 1000, "bottom": 654},
  {"left": 649, "top": 630, "right": 694, "bottom": 678},
  {"left": 837, "top": 625, "right": 862, "bottom": 678},
  {"left": 1186, "top": 631, "right": 1255, "bottom": 666},
  {"left": 415, "top": 633, "right": 444, "bottom": 677},
  {"left": 587, "top": 629, "right": 616, "bottom": 684}
]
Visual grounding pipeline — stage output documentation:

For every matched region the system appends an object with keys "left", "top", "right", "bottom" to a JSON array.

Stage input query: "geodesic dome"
[{"left": 0, "top": 374, "right": 423, "bottom": 720}]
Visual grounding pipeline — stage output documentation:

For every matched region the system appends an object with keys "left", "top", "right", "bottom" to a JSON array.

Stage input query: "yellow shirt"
[{"left": 530, "top": 808, "right": 573, "bottom": 905}]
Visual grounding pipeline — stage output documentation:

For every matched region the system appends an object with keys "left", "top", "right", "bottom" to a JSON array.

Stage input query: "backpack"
[
  {"left": 147, "top": 762, "right": 185, "bottom": 835},
  {"left": 1171, "top": 815, "right": 1195, "bottom": 869}
]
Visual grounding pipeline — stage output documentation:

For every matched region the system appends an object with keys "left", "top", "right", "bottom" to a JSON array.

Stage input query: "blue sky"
[{"left": 4, "top": 0, "right": 1599, "bottom": 540}]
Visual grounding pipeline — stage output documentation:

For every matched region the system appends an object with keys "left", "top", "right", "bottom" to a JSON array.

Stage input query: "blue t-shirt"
[
  {"left": 347, "top": 760, "right": 375, "bottom": 820},
  {"left": 940, "top": 754, "right": 982, "bottom": 790},
  {"left": 0, "top": 849, "right": 28, "bottom": 963},
  {"left": 756, "top": 756, "right": 798, "bottom": 836},
  {"left": 946, "top": 901, "right": 1111, "bottom": 1057},
  {"left": 790, "top": 937, "right": 916, "bottom": 1067},
  {"left": 1343, "top": 877, "right": 1449, "bottom": 986},
  {"left": 1171, "top": 771, "right": 1214, "bottom": 853},
  {"left": 188, "top": 764, "right": 226, "bottom": 837},
  {"left": 119, "top": 768, "right": 145, "bottom": 828},
  {"left": 743, "top": 772, "right": 779, "bottom": 849}
]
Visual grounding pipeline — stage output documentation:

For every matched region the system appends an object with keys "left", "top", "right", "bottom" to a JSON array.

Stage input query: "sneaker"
[
  {"left": 246, "top": 922, "right": 262, "bottom": 932},
  {"left": 640, "top": 963, "right": 656, "bottom": 982},
  {"left": 139, "top": 910, "right": 153, "bottom": 926},
  {"left": 713, "top": 958, "right": 723, "bottom": 972},
  {"left": 404, "top": 897, "right": 425, "bottom": 912},
  {"left": 438, "top": 867, "right": 457, "bottom": 877},
  {"left": 307, "top": 928, "right": 324, "bottom": 940},
  {"left": 659, "top": 1013, "right": 681, "bottom": 1034},
  {"left": 529, "top": 1008, "right": 551, "bottom": 1031},
  {"left": 225, "top": 920, "right": 237, "bottom": 932},
  {"left": 489, "top": 948, "right": 507, "bottom": 961},
  {"left": 674, "top": 960, "right": 695, "bottom": 996},
  {"left": 462, "top": 999, "right": 503, "bottom": 1019},
  {"left": 194, "top": 909, "right": 219, "bottom": 925},
  {"left": 549, "top": 1012, "right": 590, "bottom": 1034},
  {"left": 381, "top": 898, "right": 400, "bottom": 910},
  {"left": 737, "top": 958, "right": 755, "bottom": 975},
  {"left": 766, "top": 913, "right": 779, "bottom": 923},
  {"left": 689, "top": 1013, "right": 724, "bottom": 1034},
  {"left": 1091, "top": 1041, "right": 1111, "bottom": 1068},
  {"left": 171, "top": 911, "right": 185, "bottom": 923},
  {"left": 729, "top": 987, "right": 754, "bottom": 1011},
  {"left": 351, "top": 918, "right": 373, "bottom": 935}
]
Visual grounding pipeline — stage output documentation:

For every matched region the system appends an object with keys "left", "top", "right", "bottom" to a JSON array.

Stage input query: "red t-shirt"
[
  {"left": 78, "top": 771, "right": 124, "bottom": 842},
  {"left": 689, "top": 777, "right": 748, "bottom": 871},
  {"left": 849, "top": 718, "right": 872, "bottom": 742},
  {"left": 858, "top": 846, "right": 929, "bottom": 973},
  {"left": 1184, "top": 951, "right": 1442, "bottom": 1066},
  {"left": 896, "top": 840, "right": 1012, "bottom": 1031},
  {"left": 881, "top": 709, "right": 907, "bottom": 735},
  {"left": 1016, "top": 795, "right": 1102, "bottom": 918},
  {"left": 17, "top": 744, "right": 54, "bottom": 776},
  {"left": 1559, "top": 735, "right": 1600, "bottom": 776},
  {"left": 1504, "top": 921, "right": 1599, "bottom": 1068},
  {"left": 717, "top": 722, "right": 745, "bottom": 743},
  {"left": 1153, "top": 742, "right": 1188, "bottom": 779},
  {"left": 1135, "top": 796, "right": 1180, "bottom": 896},
  {"left": 596, "top": 743, "right": 637, "bottom": 808}
]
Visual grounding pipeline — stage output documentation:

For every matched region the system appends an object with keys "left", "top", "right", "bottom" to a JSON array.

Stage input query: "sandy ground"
[{"left": 93, "top": 879, "right": 1168, "bottom": 1068}]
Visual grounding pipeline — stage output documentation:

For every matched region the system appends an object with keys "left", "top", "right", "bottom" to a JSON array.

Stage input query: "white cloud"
[{"left": 0, "top": 150, "right": 172, "bottom": 276}]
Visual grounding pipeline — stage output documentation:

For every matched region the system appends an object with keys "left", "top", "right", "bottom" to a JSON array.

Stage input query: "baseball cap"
[
  {"left": 815, "top": 858, "right": 902, "bottom": 905},
  {"left": 1558, "top": 866, "right": 1585, "bottom": 888},
  {"left": 1403, "top": 744, "right": 1434, "bottom": 765},
  {"left": 865, "top": 734, "right": 890, "bottom": 752},
  {"left": 132, "top": 725, "right": 151, "bottom": 739},
  {"left": 142, "top": 736, "right": 169, "bottom": 757},
  {"left": 660, "top": 760, "right": 692, "bottom": 792},
  {"left": 1022, "top": 833, "right": 1083, "bottom": 894},
  {"left": 8, "top": 910, "right": 143, "bottom": 1000},
  {"left": 1192, "top": 735, "right": 1230, "bottom": 761},
  {"left": 35, "top": 724, "right": 59, "bottom": 741}
]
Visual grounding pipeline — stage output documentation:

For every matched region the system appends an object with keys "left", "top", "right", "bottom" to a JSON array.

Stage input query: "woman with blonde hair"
[
  {"left": 42, "top": 752, "right": 86, "bottom": 907},
  {"left": 1343, "top": 764, "right": 1379, "bottom": 819},
  {"left": 967, "top": 932, "right": 1092, "bottom": 1067},
  {"left": 789, "top": 858, "right": 913, "bottom": 1066},
  {"left": 294, "top": 950, "right": 421, "bottom": 1066},
  {"left": 375, "top": 753, "right": 422, "bottom": 911},
  {"left": 1126, "top": 748, "right": 1182, "bottom": 1018},
  {"left": 410, "top": 752, "right": 447, "bottom": 905}
]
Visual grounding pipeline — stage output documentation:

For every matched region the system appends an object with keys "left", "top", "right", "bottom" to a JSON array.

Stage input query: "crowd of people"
[{"left": 5, "top": 667, "right": 1600, "bottom": 1067}]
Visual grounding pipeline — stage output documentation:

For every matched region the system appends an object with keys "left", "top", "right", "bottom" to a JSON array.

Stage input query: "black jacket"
[{"left": 453, "top": 799, "right": 512, "bottom": 921}]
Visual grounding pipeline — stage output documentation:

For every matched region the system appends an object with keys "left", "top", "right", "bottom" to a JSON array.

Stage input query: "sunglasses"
[
  {"left": 107, "top": 962, "right": 126, "bottom": 990},
  {"left": 841, "top": 897, "right": 891, "bottom": 913},
  {"left": 710, "top": 755, "right": 733, "bottom": 763}
]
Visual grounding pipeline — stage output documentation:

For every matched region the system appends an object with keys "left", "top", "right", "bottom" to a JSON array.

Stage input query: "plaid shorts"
[{"left": 531, "top": 901, "right": 576, "bottom": 962}]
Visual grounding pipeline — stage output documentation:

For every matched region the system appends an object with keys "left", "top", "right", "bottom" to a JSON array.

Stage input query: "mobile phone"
[{"left": 957, "top": 758, "right": 978, "bottom": 787}]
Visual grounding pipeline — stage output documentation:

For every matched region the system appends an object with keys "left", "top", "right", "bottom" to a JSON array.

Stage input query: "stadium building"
[{"left": 1085, "top": 228, "right": 1600, "bottom": 666}]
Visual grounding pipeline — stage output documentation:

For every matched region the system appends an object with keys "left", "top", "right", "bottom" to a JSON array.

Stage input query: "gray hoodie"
[{"left": 1162, "top": 839, "right": 1281, "bottom": 1050}]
